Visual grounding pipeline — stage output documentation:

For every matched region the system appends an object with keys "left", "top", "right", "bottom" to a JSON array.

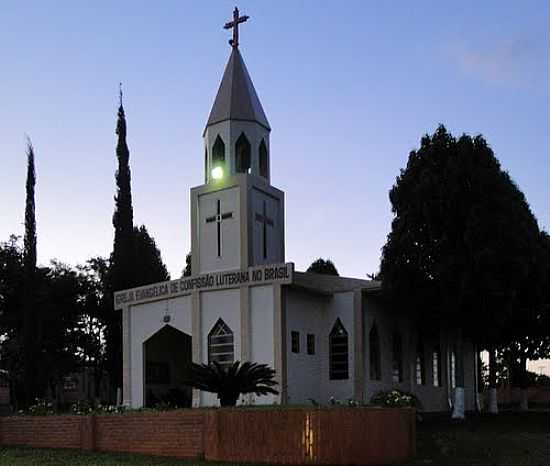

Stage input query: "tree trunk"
[
  {"left": 452, "top": 337, "right": 465, "bottom": 420},
  {"left": 488, "top": 346, "right": 498, "bottom": 414},
  {"left": 519, "top": 356, "right": 529, "bottom": 412}
]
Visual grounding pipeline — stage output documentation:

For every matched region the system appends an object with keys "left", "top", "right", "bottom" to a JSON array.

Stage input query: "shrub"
[
  {"left": 185, "top": 361, "right": 279, "bottom": 407},
  {"left": 370, "top": 390, "right": 421, "bottom": 409},
  {"left": 26, "top": 399, "right": 55, "bottom": 416}
]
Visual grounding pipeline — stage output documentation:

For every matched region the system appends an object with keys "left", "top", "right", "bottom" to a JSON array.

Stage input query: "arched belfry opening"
[
  {"left": 143, "top": 325, "right": 192, "bottom": 408},
  {"left": 259, "top": 139, "right": 269, "bottom": 179},
  {"left": 212, "top": 135, "right": 225, "bottom": 168},
  {"left": 235, "top": 132, "right": 251, "bottom": 174}
]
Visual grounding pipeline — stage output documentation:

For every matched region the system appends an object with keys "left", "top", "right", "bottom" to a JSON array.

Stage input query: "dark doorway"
[{"left": 143, "top": 326, "right": 192, "bottom": 408}]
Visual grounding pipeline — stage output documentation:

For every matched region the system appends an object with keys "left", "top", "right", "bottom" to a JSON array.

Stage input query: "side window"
[
  {"left": 329, "top": 319, "right": 349, "bottom": 380},
  {"left": 392, "top": 331, "right": 403, "bottom": 383},
  {"left": 416, "top": 339, "right": 425, "bottom": 385},
  {"left": 291, "top": 331, "right": 300, "bottom": 353},
  {"left": 433, "top": 346, "right": 441, "bottom": 387},
  {"left": 307, "top": 334, "right": 315, "bottom": 355},
  {"left": 369, "top": 323, "right": 381, "bottom": 380}
]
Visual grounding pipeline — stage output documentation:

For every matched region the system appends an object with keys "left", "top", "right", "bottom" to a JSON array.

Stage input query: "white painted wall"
[
  {"left": 199, "top": 288, "right": 241, "bottom": 406},
  {"left": 285, "top": 288, "right": 325, "bottom": 405},
  {"left": 128, "top": 296, "right": 192, "bottom": 408},
  {"left": 249, "top": 285, "right": 276, "bottom": 404},
  {"left": 198, "top": 187, "right": 240, "bottom": 273}
]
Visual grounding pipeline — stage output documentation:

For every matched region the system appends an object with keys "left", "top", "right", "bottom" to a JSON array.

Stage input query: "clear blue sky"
[{"left": 1, "top": 0, "right": 549, "bottom": 280}]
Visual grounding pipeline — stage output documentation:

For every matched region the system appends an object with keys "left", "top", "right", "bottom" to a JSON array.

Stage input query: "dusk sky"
[{"left": 1, "top": 1, "right": 549, "bottom": 283}]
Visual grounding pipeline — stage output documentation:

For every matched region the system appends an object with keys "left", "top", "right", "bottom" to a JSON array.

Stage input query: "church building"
[{"left": 114, "top": 8, "right": 478, "bottom": 413}]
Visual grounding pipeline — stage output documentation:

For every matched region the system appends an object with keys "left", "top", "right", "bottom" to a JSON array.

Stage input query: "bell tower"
[{"left": 191, "top": 8, "right": 285, "bottom": 275}]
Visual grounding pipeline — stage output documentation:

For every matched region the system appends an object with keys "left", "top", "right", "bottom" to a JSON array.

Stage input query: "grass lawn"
[
  {"left": 411, "top": 411, "right": 550, "bottom": 466},
  {"left": 0, "top": 412, "right": 549, "bottom": 465}
]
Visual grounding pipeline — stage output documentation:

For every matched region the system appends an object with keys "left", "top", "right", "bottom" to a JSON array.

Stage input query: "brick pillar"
[{"left": 80, "top": 415, "right": 96, "bottom": 451}]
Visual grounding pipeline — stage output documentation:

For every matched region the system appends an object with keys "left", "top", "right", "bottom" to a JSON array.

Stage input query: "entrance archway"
[{"left": 143, "top": 325, "right": 192, "bottom": 408}]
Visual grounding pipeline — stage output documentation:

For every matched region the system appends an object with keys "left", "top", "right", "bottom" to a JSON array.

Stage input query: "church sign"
[{"left": 114, "top": 262, "right": 294, "bottom": 309}]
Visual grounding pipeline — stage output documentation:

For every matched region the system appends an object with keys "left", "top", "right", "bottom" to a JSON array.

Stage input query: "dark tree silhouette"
[
  {"left": 22, "top": 140, "right": 38, "bottom": 406},
  {"left": 380, "top": 125, "right": 540, "bottom": 418},
  {"left": 108, "top": 99, "right": 136, "bottom": 395},
  {"left": 0, "top": 236, "right": 24, "bottom": 407},
  {"left": 307, "top": 258, "right": 339, "bottom": 276},
  {"left": 134, "top": 225, "right": 170, "bottom": 285},
  {"left": 182, "top": 252, "right": 192, "bottom": 277}
]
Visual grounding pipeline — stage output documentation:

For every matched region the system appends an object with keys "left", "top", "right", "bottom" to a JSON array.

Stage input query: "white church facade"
[{"left": 114, "top": 9, "right": 478, "bottom": 413}]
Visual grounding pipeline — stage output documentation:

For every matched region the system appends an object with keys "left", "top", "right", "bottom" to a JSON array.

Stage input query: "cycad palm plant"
[{"left": 185, "top": 361, "right": 278, "bottom": 407}]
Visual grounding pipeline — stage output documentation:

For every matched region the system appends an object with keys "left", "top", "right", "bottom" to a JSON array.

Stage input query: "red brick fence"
[{"left": 0, "top": 407, "right": 416, "bottom": 465}]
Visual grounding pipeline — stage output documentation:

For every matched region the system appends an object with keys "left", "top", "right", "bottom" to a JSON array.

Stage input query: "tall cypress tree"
[
  {"left": 22, "top": 139, "right": 37, "bottom": 406},
  {"left": 108, "top": 92, "right": 136, "bottom": 394}
]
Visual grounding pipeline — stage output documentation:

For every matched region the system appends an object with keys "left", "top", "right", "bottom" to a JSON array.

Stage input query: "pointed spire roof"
[{"left": 205, "top": 48, "right": 270, "bottom": 133}]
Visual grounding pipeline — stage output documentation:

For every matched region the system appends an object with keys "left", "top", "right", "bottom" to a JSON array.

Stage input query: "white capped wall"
[
  {"left": 249, "top": 285, "right": 276, "bottom": 404},
  {"left": 285, "top": 288, "right": 325, "bottom": 404},
  {"left": 128, "top": 296, "right": 192, "bottom": 408}
]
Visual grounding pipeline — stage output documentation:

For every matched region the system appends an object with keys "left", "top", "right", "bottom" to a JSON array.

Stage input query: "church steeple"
[
  {"left": 205, "top": 48, "right": 270, "bottom": 132},
  {"left": 192, "top": 7, "right": 284, "bottom": 275},
  {"left": 203, "top": 8, "right": 271, "bottom": 184}
]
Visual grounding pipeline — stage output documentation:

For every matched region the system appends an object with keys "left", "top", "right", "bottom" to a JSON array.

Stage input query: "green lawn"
[
  {"left": 412, "top": 411, "right": 550, "bottom": 466},
  {"left": 0, "top": 412, "right": 549, "bottom": 465}
]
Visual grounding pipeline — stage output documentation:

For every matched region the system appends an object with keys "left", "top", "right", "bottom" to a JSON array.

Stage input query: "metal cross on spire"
[{"left": 224, "top": 7, "right": 249, "bottom": 48}]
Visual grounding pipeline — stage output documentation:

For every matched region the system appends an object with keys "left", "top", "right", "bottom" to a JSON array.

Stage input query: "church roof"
[
  {"left": 292, "top": 271, "right": 381, "bottom": 296},
  {"left": 205, "top": 48, "right": 270, "bottom": 132}
]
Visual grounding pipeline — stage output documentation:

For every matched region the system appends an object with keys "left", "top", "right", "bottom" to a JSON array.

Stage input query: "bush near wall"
[{"left": 0, "top": 407, "right": 416, "bottom": 465}]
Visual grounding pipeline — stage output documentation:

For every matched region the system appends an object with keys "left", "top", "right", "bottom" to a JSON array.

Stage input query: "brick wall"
[
  {"left": 95, "top": 411, "right": 204, "bottom": 458},
  {"left": 205, "top": 407, "right": 416, "bottom": 465},
  {"left": 0, "top": 407, "right": 415, "bottom": 465},
  {"left": 0, "top": 415, "right": 82, "bottom": 450}
]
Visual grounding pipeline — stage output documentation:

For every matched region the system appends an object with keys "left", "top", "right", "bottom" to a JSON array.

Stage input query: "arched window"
[
  {"left": 329, "top": 318, "right": 349, "bottom": 380},
  {"left": 235, "top": 133, "right": 251, "bottom": 173},
  {"left": 449, "top": 347, "right": 456, "bottom": 389},
  {"left": 212, "top": 135, "right": 225, "bottom": 166},
  {"left": 208, "top": 319, "right": 234, "bottom": 370},
  {"left": 392, "top": 331, "right": 403, "bottom": 383},
  {"left": 369, "top": 323, "right": 381, "bottom": 380},
  {"left": 259, "top": 139, "right": 268, "bottom": 178},
  {"left": 416, "top": 339, "right": 425, "bottom": 385},
  {"left": 432, "top": 345, "right": 441, "bottom": 387}
]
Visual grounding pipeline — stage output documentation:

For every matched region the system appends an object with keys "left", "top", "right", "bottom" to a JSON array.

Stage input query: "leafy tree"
[
  {"left": 0, "top": 236, "right": 24, "bottom": 407},
  {"left": 307, "top": 258, "right": 339, "bottom": 276},
  {"left": 380, "top": 126, "right": 540, "bottom": 418},
  {"left": 73, "top": 257, "right": 111, "bottom": 401},
  {"left": 185, "top": 361, "right": 278, "bottom": 407},
  {"left": 500, "top": 230, "right": 550, "bottom": 409},
  {"left": 134, "top": 225, "right": 170, "bottom": 285}
]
